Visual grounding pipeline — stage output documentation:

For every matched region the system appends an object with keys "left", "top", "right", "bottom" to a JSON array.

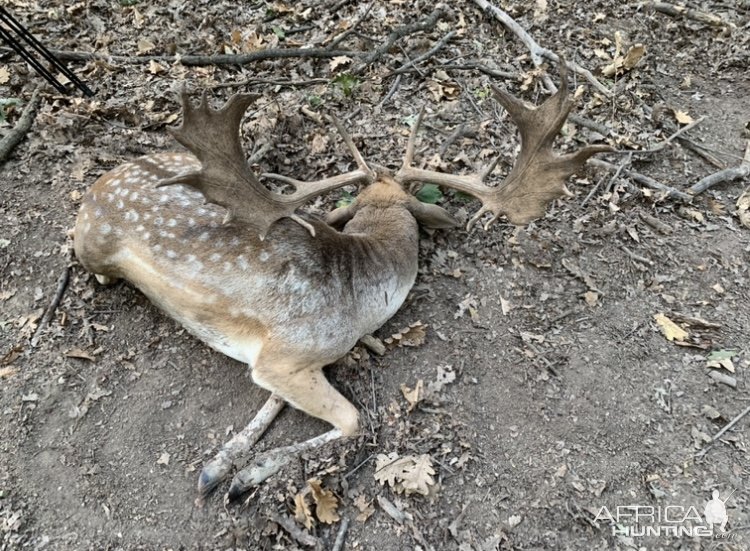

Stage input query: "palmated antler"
[
  {"left": 396, "top": 63, "right": 612, "bottom": 230},
  {"left": 160, "top": 92, "right": 375, "bottom": 239}
]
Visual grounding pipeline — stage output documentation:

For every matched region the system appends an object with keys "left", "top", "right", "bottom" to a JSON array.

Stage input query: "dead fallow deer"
[{"left": 73, "top": 62, "right": 609, "bottom": 501}]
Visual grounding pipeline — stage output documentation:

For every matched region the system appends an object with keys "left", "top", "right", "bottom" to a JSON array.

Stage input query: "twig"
[
  {"left": 620, "top": 245, "right": 654, "bottom": 266},
  {"left": 589, "top": 158, "right": 693, "bottom": 201},
  {"left": 388, "top": 31, "right": 457, "bottom": 76},
  {"left": 210, "top": 77, "right": 328, "bottom": 90},
  {"left": 377, "top": 74, "right": 402, "bottom": 108},
  {"left": 634, "top": 116, "right": 705, "bottom": 155},
  {"left": 696, "top": 403, "right": 750, "bottom": 458},
  {"left": 568, "top": 114, "right": 611, "bottom": 136},
  {"left": 268, "top": 513, "right": 321, "bottom": 549},
  {"left": 439, "top": 124, "right": 477, "bottom": 158},
  {"left": 440, "top": 61, "right": 516, "bottom": 80},
  {"left": 639, "top": 1, "right": 736, "bottom": 28},
  {"left": 351, "top": 7, "right": 448, "bottom": 75},
  {"left": 676, "top": 137, "right": 725, "bottom": 169},
  {"left": 328, "top": 2, "right": 375, "bottom": 49},
  {"left": 583, "top": 153, "right": 631, "bottom": 206},
  {"left": 688, "top": 141, "right": 750, "bottom": 195},
  {"left": 708, "top": 370, "right": 737, "bottom": 388},
  {"left": 31, "top": 265, "right": 71, "bottom": 347},
  {"left": 471, "top": 0, "right": 611, "bottom": 96},
  {"left": 0, "top": 87, "right": 40, "bottom": 163},
  {"left": 46, "top": 47, "right": 361, "bottom": 66},
  {"left": 331, "top": 517, "right": 351, "bottom": 551}
]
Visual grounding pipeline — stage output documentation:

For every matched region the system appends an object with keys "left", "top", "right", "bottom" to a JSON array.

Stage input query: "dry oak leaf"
[
  {"left": 601, "top": 44, "right": 646, "bottom": 77},
  {"left": 400, "top": 379, "right": 424, "bottom": 412},
  {"left": 293, "top": 491, "right": 314, "bottom": 530},
  {"left": 374, "top": 453, "right": 436, "bottom": 496},
  {"left": 308, "top": 479, "right": 340, "bottom": 524},
  {"left": 737, "top": 190, "right": 750, "bottom": 229},
  {"left": 353, "top": 495, "right": 375, "bottom": 523},
  {"left": 654, "top": 313, "right": 688, "bottom": 342},
  {"left": 384, "top": 321, "right": 426, "bottom": 348},
  {"left": 329, "top": 56, "right": 352, "bottom": 71},
  {"left": 673, "top": 109, "right": 695, "bottom": 125}
]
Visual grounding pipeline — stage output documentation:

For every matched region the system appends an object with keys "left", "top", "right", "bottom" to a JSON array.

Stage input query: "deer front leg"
[
  {"left": 198, "top": 393, "right": 286, "bottom": 497},
  {"left": 226, "top": 359, "right": 359, "bottom": 500}
]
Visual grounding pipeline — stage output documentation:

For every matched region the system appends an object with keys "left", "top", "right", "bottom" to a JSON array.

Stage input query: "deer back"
[{"left": 74, "top": 153, "right": 423, "bottom": 368}]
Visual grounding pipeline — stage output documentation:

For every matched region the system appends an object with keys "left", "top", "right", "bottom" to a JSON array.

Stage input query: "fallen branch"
[
  {"left": 388, "top": 30, "right": 457, "bottom": 76},
  {"left": 331, "top": 517, "right": 351, "bottom": 551},
  {"left": 471, "top": 0, "right": 611, "bottom": 96},
  {"left": 31, "top": 265, "right": 70, "bottom": 347},
  {"left": 209, "top": 77, "right": 328, "bottom": 90},
  {"left": 635, "top": 116, "right": 705, "bottom": 155},
  {"left": 689, "top": 141, "right": 750, "bottom": 195},
  {"left": 639, "top": 1, "right": 736, "bottom": 29},
  {"left": 589, "top": 158, "right": 693, "bottom": 201},
  {"left": 351, "top": 7, "right": 448, "bottom": 75},
  {"left": 440, "top": 61, "right": 516, "bottom": 80},
  {"left": 677, "top": 137, "right": 725, "bottom": 168},
  {"left": 0, "top": 86, "right": 40, "bottom": 163},
  {"left": 47, "top": 47, "right": 361, "bottom": 66},
  {"left": 268, "top": 513, "right": 321, "bottom": 549}
]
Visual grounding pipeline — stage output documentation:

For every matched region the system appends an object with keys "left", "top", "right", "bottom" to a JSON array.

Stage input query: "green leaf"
[
  {"left": 0, "top": 98, "right": 21, "bottom": 123},
  {"left": 307, "top": 94, "right": 323, "bottom": 108},
  {"left": 416, "top": 184, "right": 443, "bottom": 205},
  {"left": 707, "top": 350, "right": 737, "bottom": 361},
  {"left": 332, "top": 74, "right": 359, "bottom": 97},
  {"left": 453, "top": 190, "right": 475, "bottom": 203},
  {"left": 336, "top": 191, "right": 355, "bottom": 209},
  {"left": 272, "top": 26, "right": 286, "bottom": 39}
]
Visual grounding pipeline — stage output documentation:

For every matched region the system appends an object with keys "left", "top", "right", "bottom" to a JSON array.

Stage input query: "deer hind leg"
[
  {"left": 95, "top": 274, "right": 119, "bottom": 285},
  {"left": 226, "top": 357, "right": 359, "bottom": 500},
  {"left": 197, "top": 393, "right": 286, "bottom": 498}
]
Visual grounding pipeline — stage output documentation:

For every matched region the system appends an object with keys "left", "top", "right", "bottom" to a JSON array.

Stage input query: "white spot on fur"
[
  {"left": 259, "top": 251, "right": 270, "bottom": 262},
  {"left": 100, "top": 223, "right": 112, "bottom": 235},
  {"left": 210, "top": 253, "right": 221, "bottom": 262},
  {"left": 167, "top": 218, "right": 177, "bottom": 227},
  {"left": 125, "top": 210, "right": 139, "bottom": 222},
  {"left": 237, "top": 255, "right": 249, "bottom": 271},
  {"left": 230, "top": 237, "right": 240, "bottom": 247},
  {"left": 223, "top": 261, "right": 232, "bottom": 272},
  {"left": 130, "top": 191, "right": 139, "bottom": 201},
  {"left": 116, "top": 199, "right": 124, "bottom": 209},
  {"left": 199, "top": 232, "right": 209, "bottom": 241},
  {"left": 95, "top": 208, "right": 103, "bottom": 218},
  {"left": 166, "top": 250, "right": 177, "bottom": 259},
  {"left": 142, "top": 232, "right": 150, "bottom": 240}
]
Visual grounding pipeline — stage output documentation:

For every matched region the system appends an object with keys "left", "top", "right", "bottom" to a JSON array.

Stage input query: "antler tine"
[
  {"left": 260, "top": 115, "right": 374, "bottom": 209},
  {"left": 396, "top": 60, "right": 613, "bottom": 230},
  {"left": 327, "top": 115, "right": 376, "bottom": 182},
  {"left": 402, "top": 106, "right": 426, "bottom": 171},
  {"left": 159, "top": 92, "right": 373, "bottom": 240}
]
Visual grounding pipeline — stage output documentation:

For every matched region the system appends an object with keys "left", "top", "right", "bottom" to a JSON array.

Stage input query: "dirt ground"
[{"left": 2, "top": 1, "right": 749, "bottom": 550}]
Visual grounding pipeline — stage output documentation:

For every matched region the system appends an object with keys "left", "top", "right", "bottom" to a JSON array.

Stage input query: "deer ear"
[
  {"left": 407, "top": 197, "right": 459, "bottom": 229},
  {"left": 325, "top": 204, "right": 357, "bottom": 228}
]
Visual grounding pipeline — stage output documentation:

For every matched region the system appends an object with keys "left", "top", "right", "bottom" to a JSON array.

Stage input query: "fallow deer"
[{"left": 73, "top": 63, "right": 609, "bottom": 500}]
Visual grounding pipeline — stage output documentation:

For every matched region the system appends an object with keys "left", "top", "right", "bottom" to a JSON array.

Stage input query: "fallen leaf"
[
  {"left": 156, "top": 452, "right": 170, "bottom": 465},
  {"left": 737, "top": 190, "right": 750, "bottom": 229},
  {"left": 148, "top": 60, "right": 167, "bottom": 75},
  {"left": 654, "top": 313, "right": 688, "bottom": 342},
  {"left": 508, "top": 514, "right": 523, "bottom": 528},
  {"left": 673, "top": 109, "right": 695, "bottom": 125},
  {"left": 400, "top": 379, "right": 424, "bottom": 412},
  {"left": 601, "top": 44, "right": 646, "bottom": 77},
  {"left": 0, "top": 289, "right": 16, "bottom": 300},
  {"left": 0, "top": 366, "right": 19, "bottom": 379},
  {"left": 584, "top": 291, "right": 599, "bottom": 306},
  {"left": 706, "top": 350, "right": 736, "bottom": 373},
  {"left": 384, "top": 321, "right": 426, "bottom": 348},
  {"left": 0, "top": 67, "right": 9, "bottom": 85},
  {"left": 65, "top": 348, "right": 96, "bottom": 361},
  {"left": 308, "top": 479, "right": 340, "bottom": 524},
  {"left": 353, "top": 495, "right": 375, "bottom": 523},
  {"left": 374, "top": 453, "right": 436, "bottom": 496},
  {"left": 293, "top": 491, "right": 314, "bottom": 529},
  {"left": 137, "top": 38, "right": 155, "bottom": 54},
  {"left": 329, "top": 55, "right": 352, "bottom": 71}
]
